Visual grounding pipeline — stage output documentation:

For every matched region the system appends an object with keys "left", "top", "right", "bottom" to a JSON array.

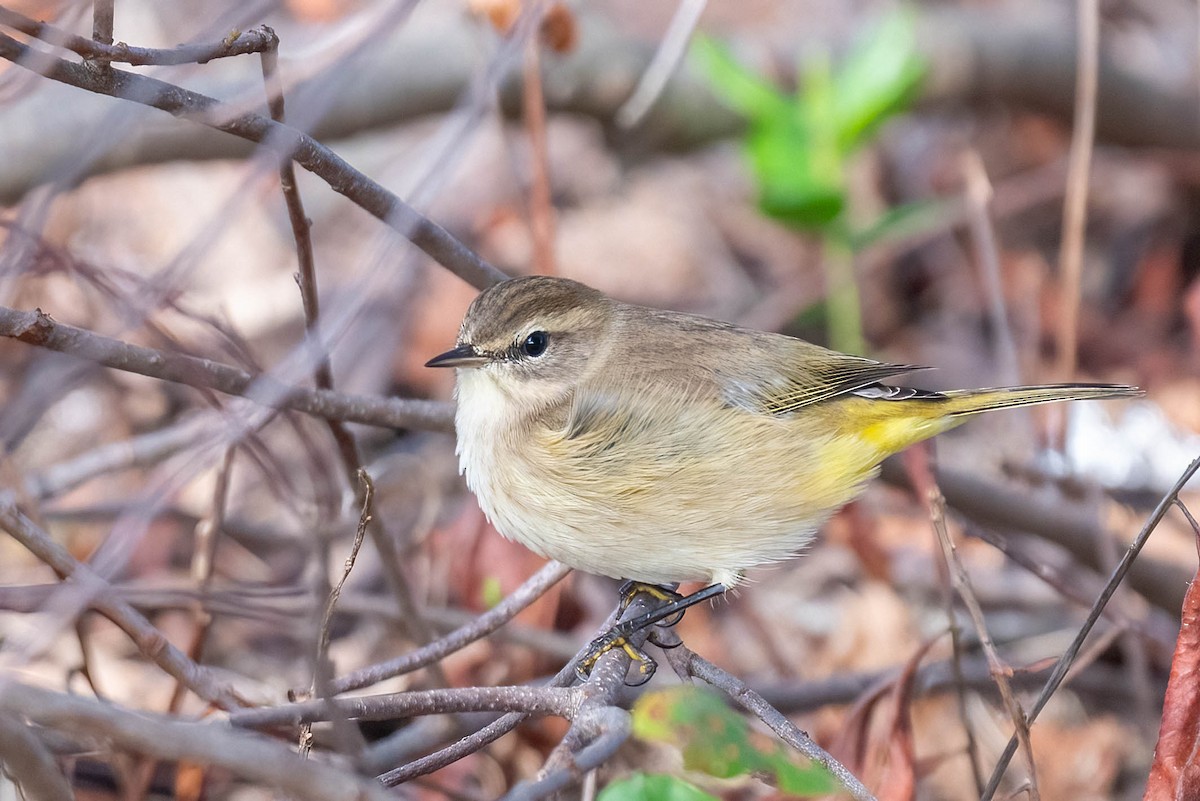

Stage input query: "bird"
[{"left": 426, "top": 275, "right": 1139, "bottom": 675}]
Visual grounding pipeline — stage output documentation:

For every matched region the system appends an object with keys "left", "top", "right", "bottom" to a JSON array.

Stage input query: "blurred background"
[{"left": 2, "top": 0, "right": 1199, "bottom": 799}]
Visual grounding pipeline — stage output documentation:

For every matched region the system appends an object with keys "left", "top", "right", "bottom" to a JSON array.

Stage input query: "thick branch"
[
  {"left": 0, "top": 306, "right": 454, "bottom": 432},
  {"left": 230, "top": 686, "right": 579, "bottom": 729}
]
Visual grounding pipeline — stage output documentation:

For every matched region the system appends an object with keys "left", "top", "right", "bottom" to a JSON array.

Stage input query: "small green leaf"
[
  {"left": 598, "top": 774, "right": 719, "bottom": 801},
  {"left": 832, "top": 8, "right": 926, "bottom": 152},
  {"left": 480, "top": 576, "right": 504, "bottom": 608}
]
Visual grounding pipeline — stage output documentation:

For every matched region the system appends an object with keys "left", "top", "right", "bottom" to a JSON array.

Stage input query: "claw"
[{"left": 575, "top": 629, "right": 660, "bottom": 685}]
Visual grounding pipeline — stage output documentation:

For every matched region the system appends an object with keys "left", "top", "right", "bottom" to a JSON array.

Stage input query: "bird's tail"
[
  {"left": 848, "top": 382, "right": 1141, "bottom": 456},
  {"left": 935, "top": 383, "right": 1143, "bottom": 416}
]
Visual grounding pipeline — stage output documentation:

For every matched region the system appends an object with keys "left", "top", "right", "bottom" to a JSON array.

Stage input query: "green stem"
[{"left": 821, "top": 236, "right": 865, "bottom": 355}]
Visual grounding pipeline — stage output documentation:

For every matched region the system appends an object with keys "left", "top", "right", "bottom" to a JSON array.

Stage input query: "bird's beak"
[{"left": 425, "top": 343, "right": 488, "bottom": 368}]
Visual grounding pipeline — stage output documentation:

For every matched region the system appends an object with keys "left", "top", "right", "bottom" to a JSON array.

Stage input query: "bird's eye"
[{"left": 521, "top": 331, "right": 549, "bottom": 358}]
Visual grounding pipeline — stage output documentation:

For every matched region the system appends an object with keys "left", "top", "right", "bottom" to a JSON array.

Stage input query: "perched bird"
[
  {"left": 429, "top": 275, "right": 1136, "bottom": 585},
  {"left": 427, "top": 276, "right": 1138, "bottom": 673}
]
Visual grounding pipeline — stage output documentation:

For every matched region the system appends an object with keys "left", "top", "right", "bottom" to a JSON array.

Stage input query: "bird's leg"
[
  {"left": 576, "top": 583, "right": 727, "bottom": 683},
  {"left": 616, "top": 580, "right": 685, "bottom": 626}
]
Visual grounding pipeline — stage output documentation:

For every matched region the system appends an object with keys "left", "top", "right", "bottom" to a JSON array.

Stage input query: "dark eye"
[{"left": 521, "top": 331, "right": 549, "bottom": 358}]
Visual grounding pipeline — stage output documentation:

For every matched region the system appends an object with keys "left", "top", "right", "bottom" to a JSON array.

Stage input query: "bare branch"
[
  {"left": 0, "top": 29, "right": 506, "bottom": 290},
  {"left": 230, "top": 685, "right": 580, "bottom": 729},
  {"left": 0, "top": 683, "right": 393, "bottom": 801},
  {"left": 333, "top": 561, "right": 572, "bottom": 694},
  {"left": 980, "top": 454, "right": 1200, "bottom": 800},
  {"left": 0, "top": 497, "right": 247, "bottom": 710},
  {"left": 0, "top": 306, "right": 454, "bottom": 431},
  {"left": 0, "top": 7, "right": 277, "bottom": 66}
]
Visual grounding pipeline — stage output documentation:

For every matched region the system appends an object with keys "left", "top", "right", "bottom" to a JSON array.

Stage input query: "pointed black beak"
[{"left": 425, "top": 343, "right": 488, "bottom": 368}]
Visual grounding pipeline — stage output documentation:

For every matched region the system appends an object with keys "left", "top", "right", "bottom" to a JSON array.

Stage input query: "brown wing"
[{"left": 738, "top": 341, "right": 925, "bottom": 416}]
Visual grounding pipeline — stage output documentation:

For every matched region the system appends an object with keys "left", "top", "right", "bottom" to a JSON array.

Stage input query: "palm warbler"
[{"left": 427, "top": 275, "right": 1138, "bottom": 591}]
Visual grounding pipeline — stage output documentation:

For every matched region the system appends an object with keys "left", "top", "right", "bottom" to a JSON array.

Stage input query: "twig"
[
  {"left": 926, "top": 487, "right": 1038, "bottom": 799},
  {"left": 878, "top": 459, "right": 1191, "bottom": 615},
  {"left": 26, "top": 417, "right": 208, "bottom": 500},
  {"left": 522, "top": 38, "right": 556, "bottom": 275},
  {"left": 979, "top": 454, "right": 1200, "bottom": 800},
  {"left": 0, "top": 496, "right": 246, "bottom": 709},
  {"left": 0, "top": 306, "right": 454, "bottom": 431},
  {"left": 614, "top": 0, "right": 707, "bottom": 128},
  {"left": 0, "top": 7, "right": 277, "bottom": 66},
  {"left": 961, "top": 150, "right": 1021, "bottom": 386},
  {"left": 685, "top": 650, "right": 876, "bottom": 801},
  {"left": 299, "top": 471, "right": 375, "bottom": 761},
  {"left": 333, "top": 561, "right": 572, "bottom": 694},
  {"left": 907, "top": 447, "right": 986, "bottom": 796},
  {"left": 0, "top": 29, "right": 506, "bottom": 291},
  {"left": 0, "top": 682, "right": 393, "bottom": 801},
  {"left": 1051, "top": 0, "right": 1099, "bottom": 390},
  {"left": 380, "top": 711, "right": 525, "bottom": 786}
]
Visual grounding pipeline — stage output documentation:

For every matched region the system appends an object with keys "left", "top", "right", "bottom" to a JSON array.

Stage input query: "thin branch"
[
  {"left": 0, "top": 683, "right": 393, "bottom": 801},
  {"left": 961, "top": 150, "right": 1021, "bottom": 386},
  {"left": 1051, "top": 0, "right": 1099, "bottom": 388},
  {"left": 878, "top": 459, "right": 1191, "bottom": 615},
  {"left": 0, "top": 9, "right": 278, "bottom": 66},
  {"left": 522, "top": 39, "right": 556, "bottom": 275},
  {"left": 926, "top": 487, "right": 1038, "bottom": 799},
  {"left": 614, "top": 0, "right": 707, "bottom": 128},
  {"left": 0, "top": 497, "right": 246, "bottom": 710},
  {"left": 380, "top": 711, "right": 525, "bottom": 786},
  {"left": 333, "top": 561, "right": 572, "bottom": 694},
  {"left": 0, "top": 28, "right": 507, "bottom": 290},
  {"left": 230, "top": 685, "right": 580, "bottom": 729},
  {"left": 0, "top": 306, "right": 454, "bottom": 431},
  {"left": 914, "top": 455, "right": 986, "bottom": 795},
  {"left": 27, "top": 417, "right": 208, "bottom": 500},
  {"left": 980, "top": 454, "right": 1200, "bottom": 800}
]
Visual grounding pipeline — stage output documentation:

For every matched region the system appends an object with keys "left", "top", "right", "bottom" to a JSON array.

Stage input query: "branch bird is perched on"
[{"left": 428, "top": 276, "right": 1140, "bottom": 676}]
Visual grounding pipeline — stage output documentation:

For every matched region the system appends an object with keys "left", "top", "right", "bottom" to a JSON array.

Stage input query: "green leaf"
[
  {"left": 598, "top": 774, "right": 719, "bottom": 801},
  {"left": 631, "top": 688, "right": 841, "bottom": 797},
  {"left": 692, "top": 36, "right": 789, "bottom": 120},
  {"left": 748, "top": 120, "right": 844, "bottom": 227},
  {"left": 832, "top": 8, "right": 927, "bottom": 152}
]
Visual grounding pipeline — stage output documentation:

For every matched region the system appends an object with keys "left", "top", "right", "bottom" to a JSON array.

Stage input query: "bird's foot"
[{"left": 575, "top": 624, "right": 657, "bottom": 686}]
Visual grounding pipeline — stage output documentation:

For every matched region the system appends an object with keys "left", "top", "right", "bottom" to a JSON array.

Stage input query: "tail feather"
[{"left": 936, "top": 383, "right": 1142, "bottom": 416}]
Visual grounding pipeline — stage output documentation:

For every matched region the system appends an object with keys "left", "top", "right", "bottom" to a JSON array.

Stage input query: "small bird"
[{"left": 427, "top": 276, "right": 1138, "bottom": 670}]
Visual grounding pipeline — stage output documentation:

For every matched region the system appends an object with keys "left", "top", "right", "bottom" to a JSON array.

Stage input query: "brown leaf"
[{"left": 1143, "top": 529, "right": 1200, "bottom": 801}]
